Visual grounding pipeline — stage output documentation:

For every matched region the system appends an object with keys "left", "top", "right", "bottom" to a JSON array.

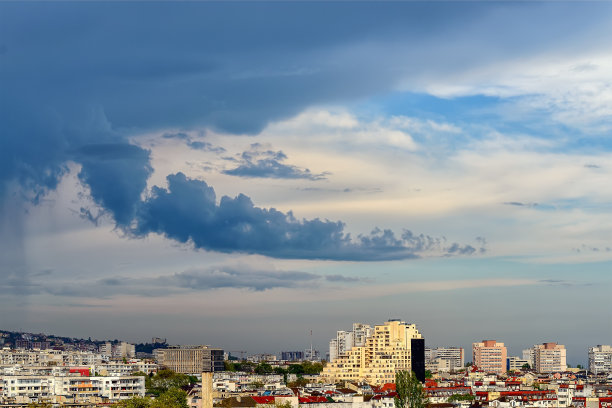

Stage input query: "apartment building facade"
[
  {"left": 472, "top": 340, "right": 507, "bottom": 374},
  {"left": 425, "top": 347, "right": 464, "bottom": 372},
  {"left": 156, "top": 345, "right": 224, "bottom": 374},
  {"left": 533, "top": 343, "right": 567, "bottom": 373},
  {"left": 589, "top": 345, "right": 612, "bottom": 374},
  {"left": 321, "top": 319, "right": 425, "bottom": 385}
]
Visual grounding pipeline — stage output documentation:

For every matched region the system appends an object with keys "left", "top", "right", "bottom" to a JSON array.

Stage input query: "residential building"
[
  {"left": 472, "top": 340, "right": 507, "bottom": 374},
  {"left": 425, "top": 347, "right": 464, "bottom": 372},
  {"left": 508, "top": 356, "right": 531, "bottom": 371},
  {"left": 321, "top": 319, "right": 425, "bottom": 385},
  {"left": 533, "top": 343, "right": 567, "bottom": 373},
  {"left": 329, "top": 324, "right": 374, "bottom": 363},
  {"left": 589, "top": 345, "right": 612, "bottom": 374},
  {"left": 522, "top": 348, "right": 535, "bottom": 368},
  {"left": 156, "top": 345, "right": 224, "bottom": 374}
]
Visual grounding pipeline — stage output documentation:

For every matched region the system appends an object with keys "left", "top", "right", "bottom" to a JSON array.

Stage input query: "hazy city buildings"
[
  {"left": 281, "top": 351, "right": 304, "bottom": 361},
  {"left": 472, "top": 340, "right": 507, "bottom": 374},
  {"left": 322, "top": 319, "right": 425, "bottom": 385},
  {"left": 589, "top": 344, "right": 612, "bottom": 373}
]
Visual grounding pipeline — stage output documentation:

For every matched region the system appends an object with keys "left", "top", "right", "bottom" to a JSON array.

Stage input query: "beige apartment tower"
[
  {"left": 534, "top": 342, "right": 567, "bottom": 373},
  {"left": 321, "top": 319, "right": 425, "bottom": 385},
  {"left": 472, "top": 340, "right": 507, "bottom": 374}
]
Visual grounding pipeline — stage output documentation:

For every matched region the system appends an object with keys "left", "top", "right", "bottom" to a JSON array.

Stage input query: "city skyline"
[{"left": 1, "top": 2, "right": 611, "bottom": 366}]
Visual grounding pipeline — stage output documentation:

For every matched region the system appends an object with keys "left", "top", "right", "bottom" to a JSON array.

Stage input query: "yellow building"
[{"left": 321, "top": 319, "right": 425, "bottom": 385}]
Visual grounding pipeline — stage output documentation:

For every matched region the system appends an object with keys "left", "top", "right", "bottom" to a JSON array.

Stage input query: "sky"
[{"left": 1, "top": 2, "right": 611, "bottom": 366}]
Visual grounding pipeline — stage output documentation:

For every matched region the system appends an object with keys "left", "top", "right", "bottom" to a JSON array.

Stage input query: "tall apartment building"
[
  {"left": 522, "top": 348, "right": 535, "bottom": 368},
  {"left": 472, "top": 340, "right": 507, "bottom": 374},
  {"left": 329, "top": 323, "right": 374, "bottom": 362},
  {"left": 156, "top": 345, "right": 224, "bottom": 374},
  {"left": 589, "top": 345, "right": 612, "bottom": 373},
  {"left": 426, "top": 347, "right": 464, "bottom": 372},
  {"left": 533, "top": 343, "right": 567, "bottom": 373},
  {"left": 321, "top": 319, "right": 425, "bottom": 385}
]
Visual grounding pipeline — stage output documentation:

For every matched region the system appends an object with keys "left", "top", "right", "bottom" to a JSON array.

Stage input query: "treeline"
[
  {"left": 224, "top": 360, "right": 325, "bottom": 375},
  {"left": 134, "top": 342, "right": 168, "bottom": 354}
]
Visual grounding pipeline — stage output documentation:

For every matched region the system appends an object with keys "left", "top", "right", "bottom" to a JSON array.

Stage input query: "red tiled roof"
[{"left": 252, "top": 396, "right": 275, "bottom": 404}]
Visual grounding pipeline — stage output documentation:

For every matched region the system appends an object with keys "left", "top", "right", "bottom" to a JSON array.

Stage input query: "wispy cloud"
[{"left": 223, "top": 143, "right": 328, "bottom": 180}]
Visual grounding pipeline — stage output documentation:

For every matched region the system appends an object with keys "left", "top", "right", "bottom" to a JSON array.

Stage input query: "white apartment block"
[
  {"left": 426, "top": 347, "right": 464, "bottom": 372},
  {"left": 522, "top": 348, "right": 535, "bottom": 368},
  {"left": 589, "top": 345, "right": 612, "bottom": 373},
  {"left": 1, "top": 375, "right": 145, "bottom": 404},
  {"left": 508, "top": 356, "right": 531, "bottom": 371},
  {"left": 328, "top": 324, "right": 373, "bottom": 363}
]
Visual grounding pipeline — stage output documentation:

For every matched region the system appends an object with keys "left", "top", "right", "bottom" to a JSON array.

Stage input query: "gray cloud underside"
[{"left": 128, "top": 173, "right": 479, "bottom": 261}]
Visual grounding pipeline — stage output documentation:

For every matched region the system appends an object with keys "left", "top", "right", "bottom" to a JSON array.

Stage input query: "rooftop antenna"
[{"left": 309, "top": 329, "right": 313, "bottom": 361}]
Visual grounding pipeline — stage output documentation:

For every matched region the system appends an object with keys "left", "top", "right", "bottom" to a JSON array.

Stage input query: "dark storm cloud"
[
  {"left": 75, "top": 143, "right": 152, "bottom": 225},
  {"left": 223, "top": 144, "right": 327, "bottom": 180},
  {"left": 130, "top": 172, "right": 480, "bottom": 261}
]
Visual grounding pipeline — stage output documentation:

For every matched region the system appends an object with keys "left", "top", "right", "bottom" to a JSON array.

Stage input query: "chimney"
[{"left": 202, "top": 372, "right": 213, "bottom": 408}]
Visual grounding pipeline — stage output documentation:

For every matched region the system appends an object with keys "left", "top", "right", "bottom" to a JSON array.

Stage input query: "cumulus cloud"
[
  {"left": 129, "top": 172, "right": 481, "bottom": 261},
  {"left": 223, "top": 144, "right": 328, "bottom": 180}
]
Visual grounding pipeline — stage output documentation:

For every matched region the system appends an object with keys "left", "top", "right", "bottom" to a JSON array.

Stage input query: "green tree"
[
  {"left": 424, "top": 370, "right": 432, "bottom": 379},
  {"left": 150, "top": 387, "right": 189, "bottom": 408},
  {"left": 521, "top": 363, "right": 531, "bottom": 370},
  {"left": 288, "top": 364, "right": 305, "bottom": 375},
  {"left": 255, "top": 362, "right": 274, "bottom": 374},
  {"left": 148, "top": 369, "right": 194, "bottom": 396},
  {"left": 394, "top": 370, "right": 427, "bottom": 408},
  {"left": 448, "top": 394, "right": 475, "bottom": 403},
  {"left": 116, "top": 396, "right": 153, "bottom": 408},
  {"left": 274, "top": 401, "right": 293, "bottom": 408}
]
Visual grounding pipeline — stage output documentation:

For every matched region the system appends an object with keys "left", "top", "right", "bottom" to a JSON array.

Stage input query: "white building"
[
  {"left": 426, "top": 347, "right": 464, "bottom": 372},
  {"left": 589, "top": 345, "right": 612, "bottom": 374},
  {"left": 328, "top": 323, "right": 373, "bottom": 363}
]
